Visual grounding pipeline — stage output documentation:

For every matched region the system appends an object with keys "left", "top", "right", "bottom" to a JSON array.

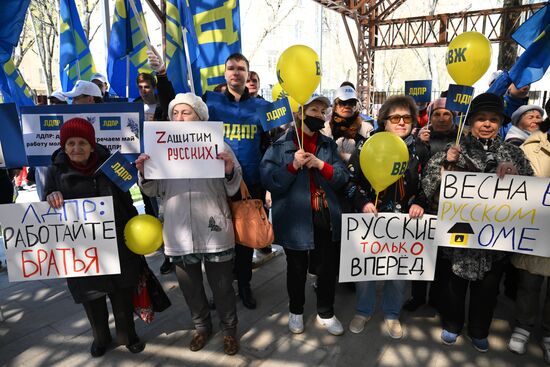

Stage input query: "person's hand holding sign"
[
  {"left": 217, "top": 151, "right": 234, "bottom": 176},
  {"left": 135, "top": 154, "right": 150, "bottom": 176},
  {"left": 47, "top": 191, "right": 64, "bottom": 209},
  {"left": 303, "top": 152, "right": 325, "bottom": 170},
  {"left": 496, "top": 161, "right": 518, "bottom": 179},
  {"left": 292, "top": 149, "right": 308, "bottom": 170}
]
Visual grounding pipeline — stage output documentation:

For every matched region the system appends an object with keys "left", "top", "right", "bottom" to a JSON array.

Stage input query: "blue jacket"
[
  {"left": 260, "top": 129, "right": 349, "bottom": 250},
  {"left": 205, "top": 90, "right": 270, "bottom": 185}
]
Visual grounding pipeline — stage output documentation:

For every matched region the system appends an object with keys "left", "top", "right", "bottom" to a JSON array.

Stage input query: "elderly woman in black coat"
[{"left": 44, "top": 118, "right": 145, "bottom": 357}]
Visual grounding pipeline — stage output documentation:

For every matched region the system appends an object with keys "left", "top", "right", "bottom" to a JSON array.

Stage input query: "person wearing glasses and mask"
[
  {"left": 347, "top": 95, "right": 427, "bottom": 339},
  {"left": 324, "top": 86, "right": 373, "bottom": 164},
  {"left": 260, "top": 95, "right": 349, "bottom": 336}
]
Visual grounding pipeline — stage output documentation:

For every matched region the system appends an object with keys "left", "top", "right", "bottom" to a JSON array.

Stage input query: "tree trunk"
[{"left": 498, "top": 0, "right": 521, "bottom": 71}]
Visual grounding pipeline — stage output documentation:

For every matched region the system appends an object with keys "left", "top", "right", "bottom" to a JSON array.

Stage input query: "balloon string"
[
  {"left": 301, "top": 106, "right": 304, "bottom": 150},
  {"left": 375, "top": 192, "right": 379, "bottom": 208},
  {"left": 455, "top": 113, "right": 464, "bottom": 146}
]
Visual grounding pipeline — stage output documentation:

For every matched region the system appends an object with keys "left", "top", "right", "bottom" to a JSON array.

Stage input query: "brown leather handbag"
[{"left": 230, "top": 181, "right": 274, "bottom": 248}]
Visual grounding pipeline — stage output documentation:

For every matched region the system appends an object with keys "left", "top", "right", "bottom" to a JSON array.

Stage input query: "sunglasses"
[
  {"left": 336, "top": 99, "right": 357, "bottom": 107},
  {"left": 386, "top": 114, "right": 413, "bottom": 124}
]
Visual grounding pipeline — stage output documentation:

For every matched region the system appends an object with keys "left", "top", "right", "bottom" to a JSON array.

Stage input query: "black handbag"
[{"left": 141, "top": 258, "right": 171, "bottom": 313}]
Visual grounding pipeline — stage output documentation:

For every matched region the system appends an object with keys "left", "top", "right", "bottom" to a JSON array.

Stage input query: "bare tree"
[
  {"left": 498, "top": 0, "right": 521, "bottom": 70},
  {"left": 76, "top": 0, "right": 101, "bottom": 43},
  {"left": 247, "top": 0, "right": 300, "bottom": 61},
  {"left": 29, "top": 0, "right": 59, "bottom": 95},
  {"left": 14, "top": 12, "right": 36, "bottom": 68}
]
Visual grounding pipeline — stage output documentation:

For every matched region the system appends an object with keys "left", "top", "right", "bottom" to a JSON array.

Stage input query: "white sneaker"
[
  {"left": 288, "top": 313, "right": 304, "bottom": 334},
  {"left": 349, "top": 314, "right": 371, "bottom": 334},
  {"left": 316, "top": 315, "right": 344, "bottom": 336},
  {"left": 508, "top": 327, "right": 529, "bottom": 355},
  {"left": 385, "top": 318, "right": 403, "bottom": 339}
]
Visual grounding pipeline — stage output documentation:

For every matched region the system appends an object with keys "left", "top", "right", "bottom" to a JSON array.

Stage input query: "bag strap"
[{"left": 239, "top": 180, "right": 251, "bottom": 199}]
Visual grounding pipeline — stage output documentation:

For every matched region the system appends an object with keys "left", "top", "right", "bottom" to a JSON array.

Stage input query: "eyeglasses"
[
  {"left": 336, "top": 99, "right": 357, "bottom": 107},
  {"left": 386, "top": 114, "right": 413, "bottom": 124}
]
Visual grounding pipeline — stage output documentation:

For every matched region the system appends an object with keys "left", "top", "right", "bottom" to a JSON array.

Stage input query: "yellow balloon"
[
  {"left": 446, "top": 31, "right": 492, "bottom": 86},
  {"left": 359, "top": 132, "right": 410, "bottom": 193},
  {"left": 271, "top": 83, "right": 299, "bottom": 112},
  {"left": 124, "top": 214, "right": 163, "bottom": 255},
  {"left": 276, "top": 45, "right": 321, "bottom": 105}
]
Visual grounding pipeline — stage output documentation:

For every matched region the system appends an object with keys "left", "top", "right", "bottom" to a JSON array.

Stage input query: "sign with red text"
[
  {"left": 143, "top": 121, "right": 224, "bottom": 179},
  {"left": 435, "top": 171, "right": 550, "bottom": 256},
  {"left": 0, "top": 196, "right": 120, "bottom": 282},
  {"left": 339, "top": 213, "right": 438, "bottom": 282}
]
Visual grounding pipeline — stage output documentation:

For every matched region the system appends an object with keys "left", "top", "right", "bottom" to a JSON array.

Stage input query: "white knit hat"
[{"left": 168, "top": 93, "right": 209, "bottom": 121}]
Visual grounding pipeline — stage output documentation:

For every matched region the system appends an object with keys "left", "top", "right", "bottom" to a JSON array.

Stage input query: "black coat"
[
  {"left": 44, "top": 144, "right": 141, "bottom": 303},
  {"left": 348, "top": 133, "right": 428, "bottom": 214}
]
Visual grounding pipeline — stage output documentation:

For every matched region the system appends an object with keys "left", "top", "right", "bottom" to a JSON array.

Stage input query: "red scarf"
[{"left": 67, "top": 151, "right": 99, "bottom": 176}]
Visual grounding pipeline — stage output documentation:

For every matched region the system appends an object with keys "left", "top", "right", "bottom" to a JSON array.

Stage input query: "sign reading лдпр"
[
  {"left": 339, "top": 213, "right": 438, "bottom": 282},
  {"left": 143, "top": 121, "right": 225, "bottom": 179},
  {"left": 435, "top": 171, "right": 550, "bottom": 257},
  {"left": 0, "top": 196, "right": 121, "bottom": 282},
  {"left": 20, "top": 103, "right": 143, "bottom": 166}
]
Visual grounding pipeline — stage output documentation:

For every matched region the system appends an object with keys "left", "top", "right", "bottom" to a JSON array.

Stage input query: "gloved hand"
[{"left": 147, "top": 47, "right": 166, "bottom": 75}]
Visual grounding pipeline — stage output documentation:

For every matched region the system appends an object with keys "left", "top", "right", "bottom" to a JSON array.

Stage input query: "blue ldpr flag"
[
  {"left": 0, "top": 103, "right": 29, "bottom": 168},
  {"left": 486, "top": 70, "right": 512, "bottom": 96},
  {"left": 97, "top": 151, "right": 138, "bottom": 192},
  {"left": 187, "top": 0, "right": 242, "bottom": 95},
  {"left": 0, "top": 0, "right": 34, "bottom": 107},
  {"left": 107, "top": 0, "right": 153, "bottom": 99},
  {"left": 404, "top": 80, "right": 432, "bottom": 103},
  {"left": 445, "top": 84, "right": 474, "bottom": 113},
  {"left": 165, "top": 0, "right": 194, "bottom": 94},
  {"left": 59, "top": 0, "right": 97, "bottom": 92},
  {"left": 509, "top": 24, "right": 550, "bottom": 88},
  {"left": 512, "top": 3, "right": 550, "bottom": 49},
  {"left": 257, "top": 98, "right": 293, "bottom": 131}
]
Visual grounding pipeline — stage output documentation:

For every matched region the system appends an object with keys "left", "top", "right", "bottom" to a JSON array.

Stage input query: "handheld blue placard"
[
  {"left": 404, "top": 80, "right": 432, "bottom": 103},
  {"left": 97, "top": 150, "right": 138, "bottom": 192},
  {"left": 445, "top": 84, "right": 475, "bottom": 113},
  {"left": 0, "top": 103, "right": 28, "bottom": 168},
  {"left": 257, "top": 98, "right": 294, "bottom": 131}
]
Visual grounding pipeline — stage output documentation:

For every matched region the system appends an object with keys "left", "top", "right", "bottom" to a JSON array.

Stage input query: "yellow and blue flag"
[
  {"left": 0, "top": 0, "right": 34, "bottom": 107},
  {"left": 59, "top": 0, "right": 97, "bottom": 92},
  {"left": 107, "top": 0, "right": 153, "bottom": 99},
  {"left": 165, "top": 0, "right": 197, "bottom": 93},
  {"left": 187, "top": 0, "right": 242, "bottom": 95},
  {"left": 512, "top": 3, "right": 550, "bottom": 49},
  {"left": 509, "top": 23, "right": 550, "bottom": 88}
]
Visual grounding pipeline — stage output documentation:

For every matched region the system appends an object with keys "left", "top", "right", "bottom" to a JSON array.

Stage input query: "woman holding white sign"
[
  {"left": 347, "top": 95, "right": 427, "bottom": 339},
  {"left": 422, "top": 93, "right": 534, "bottom": 352},
  {"left": 135, "top": 93, "right": 242, "bottom": 356},
  {"left": 44, "top": 118, "right": 145, "bottom": 357}
]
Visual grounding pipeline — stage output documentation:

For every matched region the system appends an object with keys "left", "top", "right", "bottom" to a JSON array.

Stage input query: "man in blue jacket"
[{"left": 204, "top": 53, "right": 271, "bottom": 309}]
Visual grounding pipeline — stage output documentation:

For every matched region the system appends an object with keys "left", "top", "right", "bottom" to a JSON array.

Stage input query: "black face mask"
[{"left": 303, "top": 115, "right": 325, "bottom": 132}]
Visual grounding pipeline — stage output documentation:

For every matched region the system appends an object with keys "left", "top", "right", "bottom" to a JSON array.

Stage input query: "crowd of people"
[{"left": 2, "top": 49, "right": 550, "bottom": 364}]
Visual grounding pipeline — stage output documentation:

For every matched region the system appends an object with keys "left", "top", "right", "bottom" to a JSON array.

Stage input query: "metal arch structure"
[{"left": 312, "top": 0, "right": 546, "bottom": 115}]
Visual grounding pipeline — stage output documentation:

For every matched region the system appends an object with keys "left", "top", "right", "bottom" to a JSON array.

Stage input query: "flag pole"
[
  {"left": 182, "top": 29, "right": 196, "bottom": 94},
  {"left": 128, "top": 0, "right": 152, "bottom": 50},
  {"left": 126, "top": 55, "right": 130, "bottom": 98}
]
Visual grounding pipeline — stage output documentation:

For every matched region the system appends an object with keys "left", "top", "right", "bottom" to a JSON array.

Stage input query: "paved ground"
[{"left": 0, "top": 188, "right": 549, "bottom": 366}]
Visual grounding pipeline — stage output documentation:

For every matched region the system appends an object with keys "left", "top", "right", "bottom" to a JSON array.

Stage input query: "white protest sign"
[
  {"left": 143, "top": 121, "right": 225, "bottom": 179},
  {"left": 0, "top": 196, "right": 121, "bottom": 282},
  {"left": 20, "top": 103, "right": 142, "bottom": 166},
  {"left": 339, "top": 213, "right": 438, "bottom": 282},
  {"left": 435, "top": 171, "right": 550, "bottom": 256}
]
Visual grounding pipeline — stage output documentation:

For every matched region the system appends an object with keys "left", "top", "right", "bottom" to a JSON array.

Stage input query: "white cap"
[
  {"left": 511, "top": 104, "right": 544, "bottom": 126},
  {"left": 488, "top": 70, "right": 504, "bottom": 86},
  {"left": 304, "top": 94, "right": 330, "bottom": 107},
  {"left": 334, "top": 86, "right": 358, "bottom": 102},
  {"left": 90, "top": 72, "right": 107, "bottom": 84},
  {"left": 168, "top": 93, "right": 209, "bottom": 121},
  {"left": 63, "top": 80, "right": 103, "bottom": 98},
  {"left": 48, "top": 90, "right": 67, "bottom": 102}
]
